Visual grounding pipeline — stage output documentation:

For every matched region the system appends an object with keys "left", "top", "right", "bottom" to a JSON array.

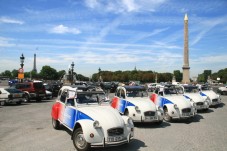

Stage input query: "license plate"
[
  {"left": 14, "top": 94, "right": 21, "bottom": 98},
  {"left": 145, "top": 116, "right": 156, "bottom": 120},
  {"left": 197, "top": 106, "right": 204, "bottom": 109},
  {"left": 182, "top": 113, "right": 190, "bottom": 117},
  {"left": 107, "top": 136, "right": 124, "bottom": 142},
  {"left": 39, "top": 94, "right": 45, "bottom": 96}
]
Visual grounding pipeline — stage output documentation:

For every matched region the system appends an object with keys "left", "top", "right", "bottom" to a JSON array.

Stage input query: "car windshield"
[
  {"left": 164, "top": 86, "right": 184, "bottom": 95},
  {"left": 76, "top": 92, "right": 107, "bottom": 104},
  {"left": 201, "top": 86, "right": 211, "bottom": 91},
  {"left": 184, "top": 86, "right": 198, "bottom": 93},
  {"left": 33, "top": 82, "right": 44, "bottom": 89},
  {"left": 5, "top": 88, "right": 22, "bottom": 93},
  {"left": 126, "top": 90, "right": 148, "bottom": 97}
]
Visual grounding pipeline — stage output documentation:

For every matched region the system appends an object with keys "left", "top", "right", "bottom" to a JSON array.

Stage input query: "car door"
[
  {"left": 63, "top": 90, "right": 77, "bottom": 130},
  {"left": 0, "top": 89, "right": 8, "bottom": 100},
  {"left": 112, "top": 88, "right": 127, "bottom": 114}
]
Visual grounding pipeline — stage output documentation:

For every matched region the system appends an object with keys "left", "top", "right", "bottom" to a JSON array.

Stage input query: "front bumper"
[{"left": 90, "top": 134, "right": 133, "bottom": 147}]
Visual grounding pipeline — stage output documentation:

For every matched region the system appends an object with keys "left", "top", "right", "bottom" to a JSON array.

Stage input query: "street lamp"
[
  {"left": 20, "top": 54, "right": 25, "bottom": 68},
  {"left": 71, "top": 62, "right": 74, "bottom": 84}
]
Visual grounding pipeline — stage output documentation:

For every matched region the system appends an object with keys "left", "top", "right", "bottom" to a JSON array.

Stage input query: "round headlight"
[
  {"left": 135, "top": 106, "right": 139, "bottom": 111},
  {"left": 174, "top": 104, "right": 178, "bottom": 109},
  {"left": 93, "top": 120, "right": 100, "bottom": 128},
  {"left": 193, "top": 103, "right": 196, "bottom": 107},
  {"left": 127, "top": 118, "right": 133, "bottom": 125}
]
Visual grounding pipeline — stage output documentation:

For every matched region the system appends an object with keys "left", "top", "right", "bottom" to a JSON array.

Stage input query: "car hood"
[
  {"left": 201, "top": 90, "right": 218, "bottom": 99},
  {"left": 184, "top": 93, "right": 204, "bottom": 103},
  {"left": 164, "top": 95, "right": 192, "bottom": 108},
  {"left": 127, "top": 97, "right": 156, "bottom": 111},
  {"left": 79, "top": 106, "right": 125, "bottom": 128}
]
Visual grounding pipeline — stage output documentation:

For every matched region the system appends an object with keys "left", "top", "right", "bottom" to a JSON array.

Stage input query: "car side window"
[
  {"left": 66, "top": 99, "right": 75, "bottom": 106},
  {"left": 60, "top": 91, "right": 67, "bottom": 103},
  {"left": 116, "top": 89, "right": 121, "bottom": 97}
]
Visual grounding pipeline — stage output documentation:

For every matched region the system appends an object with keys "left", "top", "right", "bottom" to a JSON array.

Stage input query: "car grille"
[
  {"left": 182, "top": 108, "right": 191, "bottom": 113},
  {"left": 212, "top": 99, "right": 218, "bottom": 102},
  {"left": 144, "top": 111, "right": 155, "bottom": 116},
  {"left": 108, "top": 128, "right": 124, "bottom": 136},
  {"left": 196, "top": 102, "right": 204, "bottom": 106}
]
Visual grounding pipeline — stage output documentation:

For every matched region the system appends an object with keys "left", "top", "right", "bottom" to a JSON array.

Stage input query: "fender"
[
  {"left": 51, "top": 102, "right": 61, "bottom": 120},
  {"left": 126, "top": 106, "right": 137, "bottom": 117},
  {"left": 72, "top": 120, "right": 104, "bottom": 144},
  {"left": 163, "top": 104, "right": 178, "bottom": 117}
]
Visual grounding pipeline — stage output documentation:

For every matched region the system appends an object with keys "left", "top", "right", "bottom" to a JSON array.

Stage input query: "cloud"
[
  {"left": 84, "top": 0, "right": 167, "bottom": 13},
  {"left": 0, "top": 17, "right": 24, "bottom": 24},
  {"left": 191, "top": 16, "right": 227, "bottom": 46},
  {"left": 49, "top": 24, "right": 81, "bottom": 34}
]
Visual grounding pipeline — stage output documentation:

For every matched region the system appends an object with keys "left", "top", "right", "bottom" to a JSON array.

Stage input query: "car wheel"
[
  {"left": 124, "top": 109, "right": 129, "bottom": 116},
  {"left": 163, "top": 108, "right": 172, "bottom": 122},
  {"left": 36, "top": 97, "right": 42, "bottom": 102},
  {"left": 52, "top": 118, "right": 60, "bottom": 129},
  {"left": 72, "top": 128, "right": 91, "bottom": 151},
  {"left": 16, "top": 101, "right": 22, "bottom": 105},
  {"left": 155, "top": 120, "right": 163, "bottom": 125},
  {"left": 25, "top": 94, "right": 30, "bottom": 102},
  {"left": 0, "top": 101, "right": 6, "bottom": 106}
]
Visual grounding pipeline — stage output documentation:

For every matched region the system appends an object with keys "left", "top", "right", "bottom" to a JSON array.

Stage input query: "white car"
[
  {"left": 182, "top": 85, "right": 210, "bottom": 111},
  {"left": 199, "top": 85, "right": 221, "bottom": 106},
  {"left": 150, "top": 85, "right": 197, "bottom": 122},
  {"left": 51, "top": 86, "right": 134, "bottom": 151},
  {"left": 0, "top": 87, "right": 25, "bottom": 105},
  {"left": 217, "top": 86, "right": 227, "bottom": 95},
  {"left": 111, "top": 86, "right": 164, "bottom": 124}
]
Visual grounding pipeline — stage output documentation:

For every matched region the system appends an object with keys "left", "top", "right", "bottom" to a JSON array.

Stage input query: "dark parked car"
[{"left": 14, "top": 80, "right": 46, "bottom": 102}]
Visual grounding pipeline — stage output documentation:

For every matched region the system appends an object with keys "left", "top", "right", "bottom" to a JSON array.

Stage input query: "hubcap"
[{"left": 76, "top": 134, "right": 86, "bottom": 149}]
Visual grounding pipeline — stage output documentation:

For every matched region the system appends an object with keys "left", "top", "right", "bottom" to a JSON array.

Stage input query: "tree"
[
  {"left": 173, "top": 70, "right": 182, "bottom": 82},
  {"left": 39, "top": 65, "right": 58, "bottom": 80},
  {"left": 203, "top": 70, "right": 212, "bottom": 82},
  {"left": 1, "top": 70, "right": 12, "bottom": 78},
  {"left": 11, "top": 69, "right": 18, "bottom": 78},
  {"left": 57, "top": 70, "right": 66, "bottom": 80}
]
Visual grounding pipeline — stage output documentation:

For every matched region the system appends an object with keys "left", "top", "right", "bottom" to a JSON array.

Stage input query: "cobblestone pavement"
[{"left": 0, "top": 82, "right": 227, "bottom": 151}]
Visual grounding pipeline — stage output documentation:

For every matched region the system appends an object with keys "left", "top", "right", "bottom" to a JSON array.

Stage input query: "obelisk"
[
  {"left": 182, "top": 14, "right": 190, "bottom": 84},
  {"left": 33, "top": 53, "right": 37, "bottom": 73}
]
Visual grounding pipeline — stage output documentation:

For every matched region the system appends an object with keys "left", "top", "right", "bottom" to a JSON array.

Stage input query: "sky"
[{"left": 0, "top": 0, "right": 227, "bottom": 78}]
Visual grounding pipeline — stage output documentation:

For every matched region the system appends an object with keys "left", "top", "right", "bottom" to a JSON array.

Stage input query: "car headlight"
[
  {"left": 204, "top": 101, "right": 208, "bottom": 106},
  {"left": 135, "top": 106, "right": 139, "bottom": 111},
  {"left": 174, "top": 104, "right": 178, "bottom": 109},
  {"left": 193, "top": 102, "right": 196, "bottom": 107},
  {"left": 93, "top": 120, "right": 100, "bottom": 128},
  {"left": 127, "top": 118, "right": 133, "bottom": 125},
  {"left": 157, "top": 106, "right": 162, "bottom": 110}
]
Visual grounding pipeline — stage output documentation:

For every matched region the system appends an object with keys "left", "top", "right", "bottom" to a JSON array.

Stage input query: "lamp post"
[
  {"left": 20, "top": 54, "right": 25, "bottom": 68},
  {"left": 71, "top": 62, "right": 74, "bottom": 85},
  {"left": 19, "top": 54, "right": 25, "bottom": 82}
]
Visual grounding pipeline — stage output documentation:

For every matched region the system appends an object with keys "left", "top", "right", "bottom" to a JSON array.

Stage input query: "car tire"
[
  {"left": 163, "top": 108, "right": 172, "bottom": 122},
  {"left": 0, "top": 101, "right": 6, "bottom": 106},
  {"left": 52, "top": 118, "right": 60, "bottom": 130},
  {"left": 72, "top": 128, "right": 91, "bottom": 151},
  {"left": 156, "top": 120, "right": 163, "bottom": 125},
  {"left": 124, "top": 109, "right": 129, "bottom": 116},
  {"left": 16, "top": 101, "right": 22, "bottom": 105},
  {"left": 36, "top": 97, "right": 42, "bottom": 102},
  {"left": 25, "top": 94, "right": 30, "bottom": 102}
]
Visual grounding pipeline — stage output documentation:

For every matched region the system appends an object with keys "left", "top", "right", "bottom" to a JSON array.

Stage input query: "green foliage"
[
  {"left": 173, "top": 70, "right": 182, "bottom": 82},
  {"left": 1, "top": 70, "right": 12, "bottom": 78},
  {"left": 39, "top": 65, "right": 58, "bottom": 80},
  {"left": 91, "top": 70, "right": 172, "bottom": 83}
]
